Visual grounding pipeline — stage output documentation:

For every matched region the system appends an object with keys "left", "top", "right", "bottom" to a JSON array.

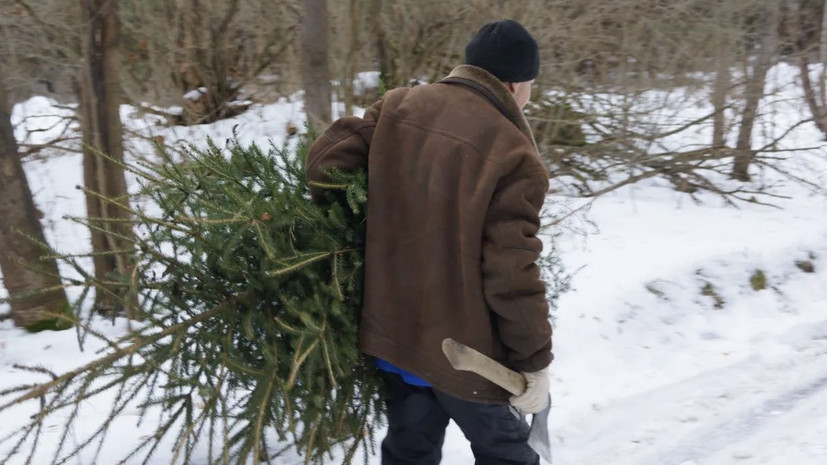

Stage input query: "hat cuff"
[{"left": 491, "top": 59, "right": 539, "bottom": 83}]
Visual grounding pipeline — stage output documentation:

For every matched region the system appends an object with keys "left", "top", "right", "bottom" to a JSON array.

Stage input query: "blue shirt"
[{"left": 374, "top": 358, "right": 432, "bottom": 387}]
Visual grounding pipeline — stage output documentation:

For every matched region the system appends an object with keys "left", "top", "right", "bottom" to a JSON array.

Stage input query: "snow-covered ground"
[
  {"left": 546, "top": 187, "right": 827, "bottom": 465},
  {"left": 2, "top": 67, "right": 827, "bottom": 464}
]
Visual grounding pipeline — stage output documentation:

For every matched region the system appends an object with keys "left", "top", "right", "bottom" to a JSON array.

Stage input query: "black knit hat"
[{"left": 464, "top": 19, "right": 539, "bottom": 83}]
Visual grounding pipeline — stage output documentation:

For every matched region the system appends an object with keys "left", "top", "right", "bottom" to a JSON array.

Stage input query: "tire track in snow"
[
  {"left": 639, "top": 356, "right": 827, "bottom": 465},
  {"left": 552, "top": 341, "right": 827, "bottom": 465}
]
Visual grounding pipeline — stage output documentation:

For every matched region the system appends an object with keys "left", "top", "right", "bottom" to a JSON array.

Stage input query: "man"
[{"left": 306, "top": 19, "right": 552, "bottom": 465}]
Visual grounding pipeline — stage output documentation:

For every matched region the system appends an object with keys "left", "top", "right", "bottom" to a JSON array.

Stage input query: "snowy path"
[{"left": 552, "top": 324, "right": 827, "bottom": 465}]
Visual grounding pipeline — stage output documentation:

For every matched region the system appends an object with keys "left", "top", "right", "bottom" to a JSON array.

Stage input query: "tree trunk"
[
  {"left": 712, "top": 3, "right": 733, "bottom": 149},
  {"left": 712, "top": 48, "right": 732, "bottom": 149},
  {"left": 732, "top": 0, "right": 780, "bottom": 181},
  {"left": 799, "top": 56, "right": 827, "bottom": 138},
  {"left": 301, "top": 0, "right": 332, "bottom": 131},
  {"left": 798, "top": 0, "right": 827, "bottom": 139},
  {"left": 819, "top": 0, "right": 827, "bottom": 107},
  {"left": 0, "top": 64, "right": 70, "bottom": 330},
  {"left": 78, "top": 0, "right": 136, "bottom": 316},
  {"left": 371, "top": 0, "right": 394, "bottom": 90},
  {"left": 343, "top": 0, "right": 360, "bottom": 116}
]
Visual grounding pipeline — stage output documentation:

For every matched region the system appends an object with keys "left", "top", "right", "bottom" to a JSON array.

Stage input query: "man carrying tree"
[{"left": 307, "top": 19, "right": 551, "bottom": 465}]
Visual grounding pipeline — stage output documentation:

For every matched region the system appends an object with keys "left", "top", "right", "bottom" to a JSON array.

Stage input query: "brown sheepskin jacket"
[{"left": 306, "top": 65, "right": 552, "bottom": 403}]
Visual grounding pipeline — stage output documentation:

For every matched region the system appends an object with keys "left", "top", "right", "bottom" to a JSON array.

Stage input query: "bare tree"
[
  {"left": 793, "top": 0, "right": 827, "bottom": 139},
  {"left": 2, "top": 0, "right": 823, "bottom": 210},
  {"left": 0, "top": 0, "right": 80, "bottom": 105},
  {"left": 117, "top": 0, "right": 302, "bottom": 125},
  {"left": 367, "top": 0, "right": 476, "bottom": 87},
  {"left": 370, "top": 0, "right": 393, "bottom": 87},
  {"left": 732, "top": 0, "right": 781, "bottom": 181},
  {"left": 77, "top": 0, "right": 135, "bottom": 316},
  {"left": 0, "top": 63, "right": 69, "bottom": 329},
  {"left": 712, "top": 2, "right": 737, "bottom": 149},
  {"left": 342, "top": 0, "right": 361, "bottom": 116},
  {"left": 302, "top": 0, "right": 332, "bottom": 130}
]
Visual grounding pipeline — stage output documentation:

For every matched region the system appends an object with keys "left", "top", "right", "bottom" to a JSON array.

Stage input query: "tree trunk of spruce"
[
  {"left": 0, "top": 64, "right": 70, "bottom": 330},
  {"left": 301, "top": 0, "right": 332, "bottom": 131},
  {"left": 78, "top": 0, "right": 136, "bottom": 317},
  {"left": 732, "top": 0, "right": 780, "bottom": 181}
]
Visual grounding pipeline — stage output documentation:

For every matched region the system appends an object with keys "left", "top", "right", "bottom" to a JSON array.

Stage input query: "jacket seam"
[
  {"left": 321, "top": 120, "right": 375, "bottom": 146},
  {"left": 378, "top": 112, "right": 506, "bottom": 169}
]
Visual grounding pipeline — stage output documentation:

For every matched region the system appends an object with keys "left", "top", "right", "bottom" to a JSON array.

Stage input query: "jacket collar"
[{"left": 443, "top": 65, "right": 537, "bottom": 151}]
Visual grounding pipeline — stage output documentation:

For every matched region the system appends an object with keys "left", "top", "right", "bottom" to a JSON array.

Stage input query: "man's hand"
[{"left": 509, "top": 367, "right": 549, "bottom": 414}]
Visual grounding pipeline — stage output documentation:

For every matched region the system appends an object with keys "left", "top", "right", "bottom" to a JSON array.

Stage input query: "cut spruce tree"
[{"left": 0, "top": 137, "right": 380, "bottom": 465}]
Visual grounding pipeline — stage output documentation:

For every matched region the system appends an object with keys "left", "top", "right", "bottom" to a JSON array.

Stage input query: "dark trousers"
[{"left": 380, "top": 371, "right": 539, "bottom": 465}]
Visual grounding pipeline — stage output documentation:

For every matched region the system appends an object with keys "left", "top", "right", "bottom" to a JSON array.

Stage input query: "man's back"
[{"left": 307, "top": 64, "right": 551, "bottom": 404}]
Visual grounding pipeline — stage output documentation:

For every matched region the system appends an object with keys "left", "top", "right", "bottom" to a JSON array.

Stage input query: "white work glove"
[{"left": 509, "top": 367, "right": 550, "bottom": 414}]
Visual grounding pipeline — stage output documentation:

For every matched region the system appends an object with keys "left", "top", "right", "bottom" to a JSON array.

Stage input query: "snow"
[
  {"left": 546, "top": 188, "right": 827, "bottom": 464},
  {"left": 10, "top": 96, "right": 76, "bottom": 146},
  {"left": 183, "top": 87, "right": 209, "bottom": 101},
  {"left": 353, "top": 71, "right": 381, "bottom": 96},
  {"left": 2, "top": 64, "right": 827, "bottom": 464}
]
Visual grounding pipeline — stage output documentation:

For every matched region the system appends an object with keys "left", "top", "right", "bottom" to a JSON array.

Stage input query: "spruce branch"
[{"left": 0, "top": 304, "right": 227, "bottom": 412}]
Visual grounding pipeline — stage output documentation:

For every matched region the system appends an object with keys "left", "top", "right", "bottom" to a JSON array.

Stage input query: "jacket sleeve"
[
  {"left": 305, "top": 99, "right": 383, "bottom": 202},
  {"left": 481, "top": 162, "right": 553, "bottom": 373}
]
